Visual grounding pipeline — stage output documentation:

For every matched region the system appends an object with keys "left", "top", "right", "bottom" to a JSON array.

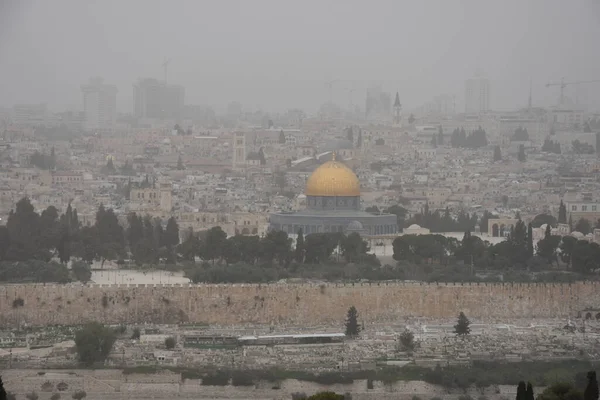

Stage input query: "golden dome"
[{"left": 305, "top": 155, "right": 360, "bottom": 197}]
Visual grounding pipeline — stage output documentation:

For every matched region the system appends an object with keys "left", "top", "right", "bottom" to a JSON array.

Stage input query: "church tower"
[
  {"left": 393, "top": 92, "right": 402, "bottom": 126},
  {"left": 232, "top": 131, "right": 246, "bottom": 171}
]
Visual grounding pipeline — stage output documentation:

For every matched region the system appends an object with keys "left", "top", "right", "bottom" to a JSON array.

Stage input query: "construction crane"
[
  {"left": 162, "top": 57, "right": 171, "bottom": 85},
  {"left": 545, "top": 78, "right": 600, "bottom": 105}
]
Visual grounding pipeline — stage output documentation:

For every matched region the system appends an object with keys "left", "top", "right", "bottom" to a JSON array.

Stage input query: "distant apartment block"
[
  {"left": 81, "top": 77, "right": 117, "bottom": 131},
  {"left": 465, "top": 76, "right": 491, "bottom": 113},
  {"left": 12, "top": 103, "right": 48, "bottom": 126},
  {"left": 133, "top": 78, "right": 184, "bottom": 119}
]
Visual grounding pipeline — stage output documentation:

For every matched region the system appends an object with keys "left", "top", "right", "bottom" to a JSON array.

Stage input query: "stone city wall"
[
  {"left": 0, "top": 369, "right": 536, "bottom": 400},
  {"left": 0, "top": 282, "right": 599, "bottom": 328}
]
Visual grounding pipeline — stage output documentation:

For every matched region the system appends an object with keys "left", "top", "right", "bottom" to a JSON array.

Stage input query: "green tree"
[
  {"left": 386, "top": 205, "right": 408, "bottom": 228},
  {"left": 94, "top": 205, "right": 125, "bottom": 266},
  {"left": 531, "top": 213, "right": 557, "bottom": 228},
  {"left": 560, "top": 236, "right": 577, "bottom": 268},
  {"left": 558, "top": 200, "right": 567, "bottom": 224},
  {"left": 584, "top": 371, "right": 598, "bottom": 400},
  {"left": 177, "top": 228, "right": 202, "bottom": 262},
  {"left": 6, "top": 197, "right": 43, "bottom": 261},
  {"left": 493, "top": 145, "right": 502, "bottom": 161},
  {"left": 260, "top": 230, "right": 292, "bottom": 265},
  {"left": 575, "top": 218, "right": 592, "bottom": 235},
  {"left": 74, "top": 322, "right": 116, "bottom": 366},
  {"left": 537, "top": 382, "right": 582, "bottom": 400},
  {"left": 51, "top": 393, "right": 61, "bottom": 400},
  {"left": 454, "top": 312, "right": 470, "bottom": 336},
  {"left": 295, "top": 228, "right": 305, "bottom": 263},
  {"left": 517, "top": 144, "right": 526, "bottom": 162},
  {"left": 303, "top": 233, "right": 340, "bottom": 264},
  {"left": 278, "top": 129, "right": 286, "bottom": 144},
  {"left": 345, "top": 306, "right": 360, "bottom": 337},
  {"left": 408, "top": 114, "right": 416, "bottom": 124},
  {"left": 176, "top": 155, "right": 185, "bottom": 170},
  {"left": 437, "top": 125, "right": 444, "bottom": 145},
  {"left": 536, "top": 225, "right": 560, "bottom": 265},
  {"left": 71, "top": 261, "right": 92, "bottom": 283},
  {"left": 165, "top": 337, "right": 176, "bottom": 349},
  {"left": 203, "top": 226, "right": 227, "bottom": 264},
  {"left": 341, "top": 232, "right": 369, "bottom": 263}
]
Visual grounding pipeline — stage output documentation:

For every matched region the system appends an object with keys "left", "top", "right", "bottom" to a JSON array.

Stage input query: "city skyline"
[{"left": 1, "top": 0, "right": 600, "bottom": 114}]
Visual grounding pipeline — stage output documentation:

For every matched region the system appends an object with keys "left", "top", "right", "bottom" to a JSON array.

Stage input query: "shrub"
[
  {"left": 131, "top": 327, "right": 141, "bottom": 340},
  {"left": 71, "top": 390, "right": 87, "bottom": 400},
  {"left": 399, "top": 329, "right": 415, "bottom": 351},
  {"left": 202, "top": 371, "right": 230, "bottom": 386},
  {"left": 71, "top": 261, "right": 92, "bottom": 283},
  {"left": 165, "top": 336, "right": 176, "bottom": 349}
]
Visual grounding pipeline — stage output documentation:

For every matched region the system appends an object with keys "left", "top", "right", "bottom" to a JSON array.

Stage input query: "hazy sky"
[{"left": 1, "top": 0, "right": 600, "bottom": 114}]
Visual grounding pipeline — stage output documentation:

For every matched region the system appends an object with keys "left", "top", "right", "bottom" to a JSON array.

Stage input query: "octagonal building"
[{"left": 269, "top": 154, "right": 397, "bottom": 236}]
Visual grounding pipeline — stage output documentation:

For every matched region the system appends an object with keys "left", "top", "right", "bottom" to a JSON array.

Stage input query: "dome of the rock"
[{"left": 305, "top": 156, "right": 360, "bottom": 197}]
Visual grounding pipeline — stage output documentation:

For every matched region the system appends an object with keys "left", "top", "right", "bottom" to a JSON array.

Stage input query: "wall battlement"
[{"left": 1, "top": 281, "right": 598, "bottom": 327}]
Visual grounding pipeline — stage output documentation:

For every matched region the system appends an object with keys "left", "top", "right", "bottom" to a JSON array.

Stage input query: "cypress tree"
[
  {"left": 527, "top": 223, "right": 534, "bottom": 257},
  {"left": 493, "top": 145, "right": 502, "bottom": 161},
  {"left": 516, "top": 381, "right": 527, "bottom": 400},
  {"left": 585, "top": 371, "right": 599, "bottom": 400},
  {"left": 526, "top": 382, "right": 535, "bottom": 400},
  {"left": 454, "top": 312, "right": 471, "bottom": 336},
  {"left": 558, "top": 200, "right": 567, "bottom": 224},
  {"left": 295, "top": 229, "right": 304, "bottom": 263},
  {"left": 0, "top": 375, "right": 7, "bottom": 400},
  {"left": 345, "top": 306, "right": 360, "bottom": 337}
]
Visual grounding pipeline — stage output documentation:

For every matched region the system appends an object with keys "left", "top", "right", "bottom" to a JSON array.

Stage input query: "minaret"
[{"left": 393, "top": 92, "right": 402, "bottom": 126}]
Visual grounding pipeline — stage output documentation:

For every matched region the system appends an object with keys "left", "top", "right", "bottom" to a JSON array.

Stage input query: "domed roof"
[
  {"left": 305, "top": 154, "right": 360, "bottom": 197},
  {"left": 347, "top": 220, "right": 364, "bottom": 231},
  {"left": 407, "top": 224, "right": 421, "bottom": 229}
]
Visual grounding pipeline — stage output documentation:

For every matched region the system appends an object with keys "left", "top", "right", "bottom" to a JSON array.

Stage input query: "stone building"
[{"left": 269, "top": 153, "right": 397, "bottom": 235}]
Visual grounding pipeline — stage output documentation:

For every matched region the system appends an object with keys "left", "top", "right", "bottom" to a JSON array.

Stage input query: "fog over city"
[
  {"left": 2, "top": 0, "right": 600, "bottom": 112},
  {"left": 4, "top": 1, "right": 600, "bottom": 400}
]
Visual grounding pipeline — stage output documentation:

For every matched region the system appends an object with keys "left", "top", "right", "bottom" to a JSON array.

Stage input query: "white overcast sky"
[{"left": 1, "top": 0, "right": 600, "bottom": 113}]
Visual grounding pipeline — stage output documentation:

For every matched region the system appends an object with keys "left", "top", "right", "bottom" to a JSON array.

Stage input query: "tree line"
[
  {"left": 450, "top": 126, "right": 488, "bottom": 149},
  {"left": 393, "top": 219, "right": 600, "bottom": 275}
]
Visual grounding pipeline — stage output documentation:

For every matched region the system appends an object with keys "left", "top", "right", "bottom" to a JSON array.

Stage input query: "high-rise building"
[
  {"left": 465, "top": 76, "right": 491, "bottom": 113},
  {"left": 133, "top": 78, "right": 185, "bottom": 120},
  {"left": 81, "top": 77, "right": 117, "bottom": 131}
]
